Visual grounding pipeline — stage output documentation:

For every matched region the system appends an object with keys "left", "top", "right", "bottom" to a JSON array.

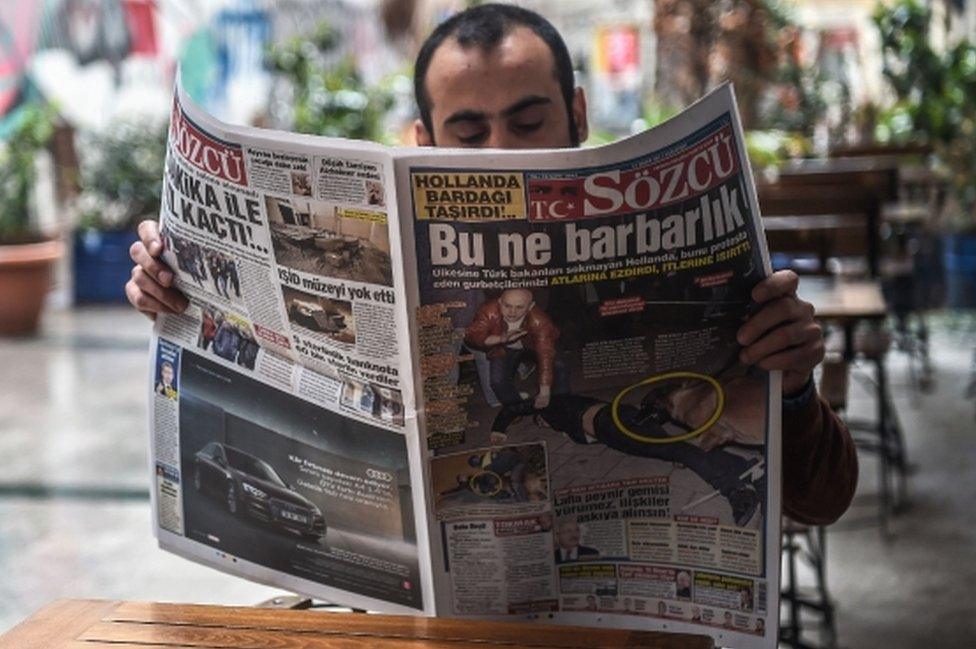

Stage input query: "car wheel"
[
  {"left": 226, "top": 482, "right": 238, "bottom": 515},
  {"left": 302, "top": 531, "right": 326, "bottom": 545},
  {"left": 193, "top": 467, "right": 202, "bottom": 492}
]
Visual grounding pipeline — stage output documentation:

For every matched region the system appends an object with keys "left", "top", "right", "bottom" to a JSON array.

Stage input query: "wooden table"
[
  {"left": 798, "top": 277, "right": 888, "bottom": 322},
  {"left": 0, "top": 599, "right": 715, "bottom": 649},
  {"left": 765, "top": 157, "right": 900, "bottom": 278}
]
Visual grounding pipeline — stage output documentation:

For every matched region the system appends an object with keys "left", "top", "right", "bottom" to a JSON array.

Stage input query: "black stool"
[{"left": 779, "top": 522, "right": 838, "bottom": 649}]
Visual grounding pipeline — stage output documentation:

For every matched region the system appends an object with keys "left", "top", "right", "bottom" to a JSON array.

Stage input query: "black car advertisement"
[{"left": 177, "top": 352, "right": 421, "bottom": 609}]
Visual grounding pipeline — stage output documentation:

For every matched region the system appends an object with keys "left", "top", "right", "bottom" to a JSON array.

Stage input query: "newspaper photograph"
[
  {"left": 147, "top": 76, "right": 779, "bottom": 648},
  {"left": 398, "top": 84, "right": 779, "bottom": 648}
]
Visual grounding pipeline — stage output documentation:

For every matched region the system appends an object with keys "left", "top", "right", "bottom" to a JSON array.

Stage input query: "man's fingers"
[
  {"left": 737, "top": 296, "right": 812, "bottom": 346},
  {"left": 740, "top": 321, "right": 821, "bottom": 365},
  {"left": 131, "top": 266, "right": 189, "bottom": 313},
  {"left": 125, "top": 279, "right": 169, "bottom": 320},
  {"left": 129, "top": 241, "right": 174, "bottom": 287},
  {"left": 755, "top": 338, "right": 825, "bottom": 373},
  {"left": 137, "top": 219, "right": 162, "bottom": 256},
  {"left": 751, "top": 269, "right": 799, "bottom": 303}
]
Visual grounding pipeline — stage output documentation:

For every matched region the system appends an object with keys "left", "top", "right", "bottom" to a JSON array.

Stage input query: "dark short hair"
[{"left": 414, "top": 3, "right": 578, "bottom": 145}]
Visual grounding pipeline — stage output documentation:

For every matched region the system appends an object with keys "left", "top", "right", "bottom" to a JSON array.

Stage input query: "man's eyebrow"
[
  {"left": 502, "top": 95, "right": 552, "bottom": 117},
  {"left": 442, "top": 96, "right": 553, "bottom": 126},
  {"left": 444, "top": 110, "right": 487, "bottom": 126}
]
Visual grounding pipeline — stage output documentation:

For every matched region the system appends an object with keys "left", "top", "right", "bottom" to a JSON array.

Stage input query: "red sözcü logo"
[{"left": 170, "top": 99, "right": 248, "bottom": 186}]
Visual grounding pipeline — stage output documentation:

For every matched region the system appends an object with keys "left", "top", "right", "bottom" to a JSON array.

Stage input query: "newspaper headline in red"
[
  {"left": 528, "top": 124, "right": 739, "bottom": 222},
  {"left": 493, "top": 516, "right": 547, "bottom": 537},
  {"left": 170, "top": 98, "right": 248, "bottom": 187},
  {"left": 695, "top": 270, "right": 734, "bottom": 288},
  {"left": 254, "top": 324, "right": 289, "bottom": 348},
  {"left": 599, "top": 296, "right": 645, "bottom": 317}
]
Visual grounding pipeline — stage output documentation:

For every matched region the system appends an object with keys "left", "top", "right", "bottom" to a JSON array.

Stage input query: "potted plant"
[
  {"left": 265, "top": 22, "right": 396, "bottom": 142},
  {"left": 0, "top": 102, "right": 61, "bottom": 336},
  {"left": 874, "top": 0, "right": 976, "bottom": 307},
  {"left": 73, "top": 118, "right": 168, "bottom": 302}
]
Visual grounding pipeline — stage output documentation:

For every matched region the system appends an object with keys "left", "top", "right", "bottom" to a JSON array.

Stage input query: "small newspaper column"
[{"left": 398, "top": 84, "right": 780, "bottom": 649}]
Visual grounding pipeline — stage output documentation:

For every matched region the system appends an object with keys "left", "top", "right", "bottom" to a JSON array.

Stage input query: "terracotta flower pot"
[{"left": 0, "top": 239, "right": 63, "bottom": 336}]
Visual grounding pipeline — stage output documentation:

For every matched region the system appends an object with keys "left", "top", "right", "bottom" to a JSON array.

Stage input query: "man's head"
[
  {"left": 554, "top": 517, "right": 581, "bottom": 550},
  {"left": 160, "top": 361, "right": 174, "bottom": 386},
  {"left": 498, "top": 288, "right": 534, "bottom": 323},
  {"left": 414, "top": 3, "right": 587, "bottom": 148}
]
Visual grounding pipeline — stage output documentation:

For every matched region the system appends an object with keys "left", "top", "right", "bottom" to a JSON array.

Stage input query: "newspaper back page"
[{"left": 149, "top": 81, "right": 432, "bottom": 614}]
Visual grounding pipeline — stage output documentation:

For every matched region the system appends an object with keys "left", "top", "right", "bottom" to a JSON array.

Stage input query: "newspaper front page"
[
  {"left": 397, "top": 85, "right": 780, "bottom": 649},
  {"left": 148, "top": 78, "right": 779, "bottom": 648}
]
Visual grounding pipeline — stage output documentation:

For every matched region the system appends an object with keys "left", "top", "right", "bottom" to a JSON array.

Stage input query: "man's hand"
[
  {"left": 484, "top": 329, "right": 527, "bottom": 346},
  {"left": 504, "top": 329, "right": 528, "bottom": 343},
  {"left": 737, "top": 270, "right": 824, "bottom": 396},
  {"left": 489, "top": 432, "right": 509, "bottom": 445},
  {"left": 125, "top": 220, "right": 189, "bottom": 320},
  {"left": 534, "top": 386, "right": 551, "bottom": 409}
]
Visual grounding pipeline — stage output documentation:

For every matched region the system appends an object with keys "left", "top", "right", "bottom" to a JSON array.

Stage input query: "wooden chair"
[
  {"left": 761, "top": 168, "right": 911, "bottom": 537},
  {"left": 757, "top": 182, "right": 879, "bottom": 277}
]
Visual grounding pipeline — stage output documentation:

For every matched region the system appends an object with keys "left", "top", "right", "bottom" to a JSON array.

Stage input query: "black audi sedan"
[{"left": 193, "top": 442, "right": 327, "bottom": 541}]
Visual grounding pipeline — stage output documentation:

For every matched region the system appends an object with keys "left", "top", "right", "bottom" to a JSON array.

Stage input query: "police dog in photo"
[{"left": 431, "top": 443, "right": 549, "bottom": 518}]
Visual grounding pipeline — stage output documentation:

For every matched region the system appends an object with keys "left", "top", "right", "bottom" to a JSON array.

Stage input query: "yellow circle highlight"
[
  {"left": 610, "top": 371, "right": 725, "bottom": 444},
  {"left": 469, "top": 471, "right": 503, "bottom": 497}
]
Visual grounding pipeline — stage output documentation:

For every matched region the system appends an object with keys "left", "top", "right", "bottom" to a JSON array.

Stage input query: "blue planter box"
[
  {"left": 944, "top": 233, "right": 976, "bottom": 309},
  {"left": 73, "top": 230, "right": 139, "bottom": 303}
]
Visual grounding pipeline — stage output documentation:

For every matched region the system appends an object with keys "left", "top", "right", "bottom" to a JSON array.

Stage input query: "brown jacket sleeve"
[
  {"left": 782, "top": 390, "right": 859, "bottom": 525},
  {"left": 464, "top": 302, "right": 494, "bottom": 350}
]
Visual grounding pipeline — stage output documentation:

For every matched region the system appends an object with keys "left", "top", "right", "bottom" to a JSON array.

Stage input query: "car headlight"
[{"left": 241, "top": 483, "right": 268, "bottom": 500}]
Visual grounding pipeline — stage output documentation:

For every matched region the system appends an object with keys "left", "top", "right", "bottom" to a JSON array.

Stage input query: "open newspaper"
[{"left": 149, "top": 78, "right": 781, "bottom": 649}]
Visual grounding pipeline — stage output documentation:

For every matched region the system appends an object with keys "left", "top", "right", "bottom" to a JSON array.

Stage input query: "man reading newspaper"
[{"left": 125, "top": 3, "right": 857, "bottom": 526}]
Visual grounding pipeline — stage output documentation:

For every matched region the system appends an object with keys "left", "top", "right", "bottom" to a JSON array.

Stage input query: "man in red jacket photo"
[{"left": 464, "top": 288, "right": 567, "bottom": 409}]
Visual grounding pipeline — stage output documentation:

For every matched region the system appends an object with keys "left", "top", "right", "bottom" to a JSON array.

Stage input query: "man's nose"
[{"left": 485, "top": 126, "right": 522, "bottom": 150}]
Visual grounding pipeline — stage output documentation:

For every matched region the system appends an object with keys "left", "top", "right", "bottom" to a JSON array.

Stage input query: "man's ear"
[
  {"left": 414, "top": 118, "right": 434, "bottom": 146},
  {"left": 572, "top": 87, "right": 589, "bottom": 144}
]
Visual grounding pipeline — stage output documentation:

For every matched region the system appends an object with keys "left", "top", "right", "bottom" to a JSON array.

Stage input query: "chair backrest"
[{"left": 757, "top": 181, "right": 880, "bottom": 277}]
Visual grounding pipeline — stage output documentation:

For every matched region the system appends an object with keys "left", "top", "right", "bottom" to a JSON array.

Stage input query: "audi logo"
[{"left": 366, "top": 468, "right": 394, "bottom": 482}]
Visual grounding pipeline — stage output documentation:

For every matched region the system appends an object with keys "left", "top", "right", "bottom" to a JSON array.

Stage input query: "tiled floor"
[
  {"left": 0, "top": 307, "right": 280, "bottom": 632},
  {"left": 824, "top": 317, "right": 976, "bottom": 648},
  {"left": 1, "top": 305, "right": 975, "bottom": 647}
]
